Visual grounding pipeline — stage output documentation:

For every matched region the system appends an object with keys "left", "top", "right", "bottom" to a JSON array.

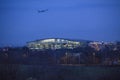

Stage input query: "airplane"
[{"left": 38, "top": 9, "right": 48, "bottom": 13}]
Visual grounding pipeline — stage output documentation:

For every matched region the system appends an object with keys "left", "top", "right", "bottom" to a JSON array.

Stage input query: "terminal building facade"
[{"left": 26, "top": 38, "right": 84, "bottom": 50}]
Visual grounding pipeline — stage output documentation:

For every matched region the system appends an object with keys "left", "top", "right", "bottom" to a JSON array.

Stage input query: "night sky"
[{"left": 0, "top": 0, "right": 120, "bottom": 47}]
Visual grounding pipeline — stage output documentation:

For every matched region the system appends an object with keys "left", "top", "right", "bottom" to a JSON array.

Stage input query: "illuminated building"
[
  {"left": 88, "top": 42, "right": 104, "bottom": 51},
  {"left": 26, "top": 38, "right": 82, "bottom": 50}
]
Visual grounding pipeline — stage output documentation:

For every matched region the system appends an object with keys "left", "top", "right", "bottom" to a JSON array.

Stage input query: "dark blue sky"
[{"left": 0, "top": 0, "right": 120, "bottom": 46}]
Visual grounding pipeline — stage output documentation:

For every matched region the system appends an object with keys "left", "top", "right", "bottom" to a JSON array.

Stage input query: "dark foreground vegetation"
[
  {"left": 0, "top": 42, "right": 120, "bottom": 80},
  {"left": 0, "top": 64, "right": 120, "bottom": 80}
]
